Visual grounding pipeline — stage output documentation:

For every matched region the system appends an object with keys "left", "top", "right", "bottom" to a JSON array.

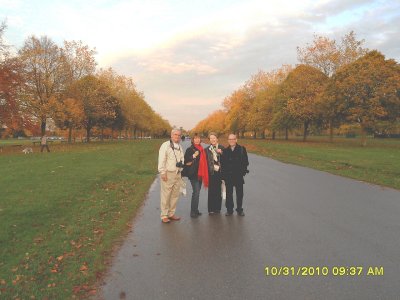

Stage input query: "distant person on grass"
[
  {"left": 183, "top": 133, "right": 209, "bottom": 218},
  {"left": 41, "top": 134, "right": 50, "bottom": 153},
  {"left": 158, "top": 129, "right": 184, "bottom": 223},
  {"left": 221, "top": 134, "right": 249, "bottom": 216}
]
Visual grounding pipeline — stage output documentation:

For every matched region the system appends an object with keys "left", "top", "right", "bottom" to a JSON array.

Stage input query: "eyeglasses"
[{"left": 228, "top": 139, "right": 236, "bottom": 140}]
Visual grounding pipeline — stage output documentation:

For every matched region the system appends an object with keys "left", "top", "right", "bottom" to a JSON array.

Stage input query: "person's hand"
[
  {"left": 216, "top": 149, "right": 222, "bottom": 154},
  {"left": 193, "top": 150, "right": 199, "bottom": 157},
  {"left": 161, "top": 173, "right": 167, "bottom": 181}
]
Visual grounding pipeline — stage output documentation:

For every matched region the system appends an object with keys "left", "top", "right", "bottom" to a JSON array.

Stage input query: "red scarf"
[{"left": 194, "top": 144, "right": 209, "bottom": 188}]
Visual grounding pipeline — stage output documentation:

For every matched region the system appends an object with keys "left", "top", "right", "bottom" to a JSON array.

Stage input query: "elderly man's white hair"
[{"left": 171, "top": 128, "right": 181, "bottom": 136}]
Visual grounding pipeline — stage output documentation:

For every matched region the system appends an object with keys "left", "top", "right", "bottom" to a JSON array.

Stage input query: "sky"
[{"left": 1, "top": 0, "right": 399, "bottom": 129}]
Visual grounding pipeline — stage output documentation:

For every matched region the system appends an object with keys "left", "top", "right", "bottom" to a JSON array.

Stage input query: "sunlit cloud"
[{"left": 1, "top": 0, "right": 399, "bottom": 128}]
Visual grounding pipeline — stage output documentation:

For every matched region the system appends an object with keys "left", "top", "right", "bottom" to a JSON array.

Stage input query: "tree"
[
  {"left": 223, "top": 88, "right": 248, "bottom": 136},
  {"left": 297, "top": 31, "right": 368, "bottom": 77},
  {"left": 329, "top": 50, "right": 400, "bottom": 146},
  {"left": 62, "top": 40, "right": 96, "bottom": 84},
  {"left": 249, "top": 65, "right": 293, "bottom": 138},
  {"left": 68, "top": 75, "right": 115, "bottom": 142},
  {"left": 0, "top": 21, "right": 9, "bottom": 59},
  {"left": 1, "top": 23, "right": 23, "bottom": 134},
  {"left": 54, "top": 97, "right": 85, "bottom": 143},
  {"left": 279, "top": 65, "right": 328, "bottom": 141},
  {"left": 18, "top": 35, "right": 66, "bottom": 134},
  {"left": 297, "top": 35, "right": 339, "bottom": 77}
]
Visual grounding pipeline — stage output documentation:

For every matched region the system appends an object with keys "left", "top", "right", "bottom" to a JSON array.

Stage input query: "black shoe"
[
  {"left": 225, "top": 212, "right": 233, "bottom": 216},
  {"left": 190, "top": 213, "right": 199, "bottom": 218},
  {"left": 197, "top": 211, "right": 202, "bottom": 216},
  {"left": 237, "top": 211, "right": 245, "bottom": 216}
]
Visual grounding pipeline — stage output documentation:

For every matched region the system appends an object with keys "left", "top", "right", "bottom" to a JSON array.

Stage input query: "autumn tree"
[
  {"left": 62, "top": 40, "right": 96, "bottom": 84},
  {"left": 54, "top": 97, "right": 84, "bottom": 143},
  {"left": 297, "top": 35, "right": 339, "bottom": 77},
  {"left": 0, "top": 21, "right": 9, "bottom": 59},
  {"left": 297, "top": 32, "right": 369, "bottom": 141},
  {"left": 68, "top": 75, "right": 115, "bottom": 142},
  {"left": 297, "top": 31, "right": 368, "bottom": 77},
  {"left": 18, "top": 35, "right": 66, "bottom": 135},
  {"left": 279, "top": 65, "right": 328, "bottom": 141},
  {"left": 223, "top": 88, "right": 248, "bottom": 137},
  {"left": 0, "top": 22, "right": 22, "bottom": 134},
  {"left": 329, "top": 50, "right": 400, "bottom": 146},
  {"left": 249, "top": 65, "right": 293, "bottom": 138}
]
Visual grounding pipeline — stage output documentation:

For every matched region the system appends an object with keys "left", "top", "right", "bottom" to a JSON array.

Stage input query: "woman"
[
  {"left": 206, "top": 132, "right": 224, "bottom": 215},
  {"left": 184, "top": 134, "right": 209, "bottom": 218}
]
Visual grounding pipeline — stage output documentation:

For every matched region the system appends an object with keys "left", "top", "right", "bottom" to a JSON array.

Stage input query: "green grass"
[
  {"left": 0, "top": 139, "right": 33, "bottom": 145},
  {"left": 238, "top": 137, "right": 400, "bottom": 190},
  {"left": 0, "top": 140, "right": 161, "bottom": 299}
]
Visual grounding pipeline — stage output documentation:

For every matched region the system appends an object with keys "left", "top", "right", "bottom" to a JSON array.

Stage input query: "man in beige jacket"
[{"left": 158, "top": 129, "right": 184, "bottom": 223}]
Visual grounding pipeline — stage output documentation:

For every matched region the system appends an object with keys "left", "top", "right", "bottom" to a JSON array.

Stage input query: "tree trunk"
[
  {"left": 68, "top": 126, "right": 72, "bottom": 144},
  {"left": 285, "top": 127, "right": 289, "bottom": 140},
  {"left": 253, "top": 130, "right": 256, "bottom": 139},
  {"left": 134, "top": 127, "right": 137, "bottom": 139},
  {"left": 125, "top": 128, "right": 128, "bottom": 139},
  {"left": 360, "top": 122, "right": 367, "bottom": 146},
  {"left": 101, "top": 128, "right": 104, "bottom": 141},
  {"left": 329, "top": 119, "right": 334, "bottom": 143},
  {"left": 303, "top": 121, "right": 309, "bottom": 142},
  {"left": 261, "top": 130, "right": 265, "bottom": 139},
  {"left": 86, "top": 126, "right": 91, "bottom": 143},
  {"left": 41, "top": 117, "right": 46, "bottom": 136},
  {"left": 111, "top": 127, "right": 114, "bottom": 140},
  {"left": 272, "top": 131, "right": 276, "bottom": 140}
]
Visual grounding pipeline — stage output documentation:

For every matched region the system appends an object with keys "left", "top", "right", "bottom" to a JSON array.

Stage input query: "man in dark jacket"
[{"left": 221, "top": 134, "right": 249, "bottom": 216}]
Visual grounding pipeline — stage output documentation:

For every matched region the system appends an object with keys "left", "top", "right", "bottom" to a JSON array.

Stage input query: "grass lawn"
[
  {"left": 0, "top": 139, "right": 32, "bottom": 145},
  {"left": 0, "top": 140, "right": 161, "bottom": 299},
  {"left": 236, "top": 136, "right": 400, "bottom": 190}
]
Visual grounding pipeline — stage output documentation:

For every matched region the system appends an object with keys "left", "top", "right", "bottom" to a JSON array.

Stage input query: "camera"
[{"left": 176, "top": 161, "right": 184, "bottom": 168}]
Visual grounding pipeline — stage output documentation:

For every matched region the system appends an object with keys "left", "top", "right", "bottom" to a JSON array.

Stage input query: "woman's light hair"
[{"left": 208, "top": 132, "right": 218, "bottom": 139}]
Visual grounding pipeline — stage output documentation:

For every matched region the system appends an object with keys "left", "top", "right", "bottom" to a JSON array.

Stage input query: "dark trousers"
[
  {"left": 189, "top": 178, "right": 202, "bottom": 215},
  {"left": 208, "top": 172, "right": 222, "bottom": 213},
  {"left": 41, "top": 145, "right": 50, "bottom": 152},
  {"left": 225, "top": 180, "right": 244, "bottom": 213}
]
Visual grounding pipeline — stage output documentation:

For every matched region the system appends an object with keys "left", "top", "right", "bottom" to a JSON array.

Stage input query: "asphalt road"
[{"left": 100, "top": 141, "right": 400, "bottom": 300}]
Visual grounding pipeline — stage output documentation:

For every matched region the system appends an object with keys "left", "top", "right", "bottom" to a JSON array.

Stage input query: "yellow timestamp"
[{"left": 265, "top": 266, "right": 384, "bottom": 277}]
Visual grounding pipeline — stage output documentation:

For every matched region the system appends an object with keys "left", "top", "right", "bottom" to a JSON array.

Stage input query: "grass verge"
[
  {"left": 236, "top": 137, "right": 400, "bottom": 190},
  {"left": 0, "top": 140, "right": 161, "bottom": 299}
]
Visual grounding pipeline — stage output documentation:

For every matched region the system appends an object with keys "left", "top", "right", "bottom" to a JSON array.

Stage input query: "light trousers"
[{"left": 160, "top": 171, "right": 181, "bottom": 219}]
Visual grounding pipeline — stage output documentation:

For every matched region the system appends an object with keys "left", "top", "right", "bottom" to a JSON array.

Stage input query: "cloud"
[{"left": 1, "top": 0, "right": 399, "bottom": 129}]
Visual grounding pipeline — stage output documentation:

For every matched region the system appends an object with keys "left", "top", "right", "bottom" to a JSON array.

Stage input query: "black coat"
[
  {"left": 221, "top": 144, "right": 249, "bottom": 184},
  {"left": 184, "top": 144, "right": 201, "bottom": 180},
  {"left": 206, "top": 144, "right": 224, "bottom": 176}
]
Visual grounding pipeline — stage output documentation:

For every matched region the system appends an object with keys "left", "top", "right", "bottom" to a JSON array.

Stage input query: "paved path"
[{"left": 100, "top": 141, "right": 400, "bottom": 299}]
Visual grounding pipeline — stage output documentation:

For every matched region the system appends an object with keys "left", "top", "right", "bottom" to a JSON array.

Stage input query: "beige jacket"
[{"left": 158, "top": 140, "right": 184, "bottom": 174}]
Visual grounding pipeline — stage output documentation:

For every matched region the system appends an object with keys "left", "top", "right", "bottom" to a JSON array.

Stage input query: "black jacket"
[
  {"left": 221, "top": 144, "right": 249, "bottom": 184},
  {"left": 206, "top": 144, "right": 224, "bottom": 176},
  {"left": 184, "top": 144, "right": 201, "bottom": 179}
]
